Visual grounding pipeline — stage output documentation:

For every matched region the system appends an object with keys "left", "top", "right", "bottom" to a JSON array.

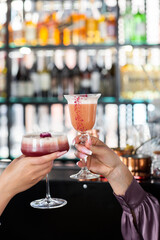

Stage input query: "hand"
[
  {"left": 74, "top": 135, "right": 133, "bottom": 195},
  {"left": 0, "top": 151, "right": 66, "bottom": 199},
  {"left": 74, "top": 135, "right": 121, "bottom": 178}
]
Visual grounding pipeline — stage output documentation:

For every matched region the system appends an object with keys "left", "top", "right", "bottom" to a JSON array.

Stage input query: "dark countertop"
[{"left": 1, "top": 164, "right": 160, "bottom": 240}]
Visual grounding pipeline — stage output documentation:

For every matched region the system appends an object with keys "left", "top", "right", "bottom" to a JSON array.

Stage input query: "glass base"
[
  {"left": 70, "top": 167, "right": 100, "bottom": 180},
  {"left": 30, "top": 197, "right": 67, "bottom": 209}
]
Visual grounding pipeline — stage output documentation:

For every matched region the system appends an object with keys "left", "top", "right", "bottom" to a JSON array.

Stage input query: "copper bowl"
[
  {"left": 112, "top": 147, "right": 134, "bottom": 157},
  {"left": 121, "top": 154, "right": 151, "bottom": 179}
]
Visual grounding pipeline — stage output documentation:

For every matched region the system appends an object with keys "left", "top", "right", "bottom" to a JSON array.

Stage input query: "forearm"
[
  {"left": 106, "top": 161, "right": 133, "bottom": 196},
  {"left": 0, "top": 176, "right": 14, "bottom": 216},
  {"left": 0, "top": 193, "right": 11, "bottom": 216}
]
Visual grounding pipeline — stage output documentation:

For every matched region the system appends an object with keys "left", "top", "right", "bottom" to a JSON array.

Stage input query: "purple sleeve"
[{"left": 114, "top": 178, "right": 160, "bottom": 240}]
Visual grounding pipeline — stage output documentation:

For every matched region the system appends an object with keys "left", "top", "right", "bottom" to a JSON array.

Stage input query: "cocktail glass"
[
  {"left": 21, "top": 132, "right": 69, "bottom": 209},
  {"left": 64, "top": 94, "right": 101, "bottom": 180}
]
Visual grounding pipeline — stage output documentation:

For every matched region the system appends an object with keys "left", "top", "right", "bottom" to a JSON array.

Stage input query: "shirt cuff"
[{"left": 114, "top": 178, "right": 147, "bottom": 212}]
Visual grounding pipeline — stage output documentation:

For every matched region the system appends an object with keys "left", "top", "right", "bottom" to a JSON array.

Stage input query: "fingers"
[
  {"left": 75, "top": 144, "right": 92, "bottom": 156},
  {"left": 30, "top": 161, "right": 54, "bottom": 183},
  {"left": 35, "top": 160, "right": 53, "bottom": 172},
  {"left": 36, "top": 162, "right": 53, "bottom": 177},
  {"left": 30, "top": 150, "right": 67, "bottom": 165},
  {"left": 76, "top": 158, "right": 96, "bottom": 174},
  {"left": 76, "top": 160, "right": 85, "bottom": 168},
  {"left": 74, "top": 151, "right": 88, "bottom": 160}
]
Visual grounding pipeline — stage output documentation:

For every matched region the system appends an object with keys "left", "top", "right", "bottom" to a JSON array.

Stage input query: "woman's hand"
[
  {"left": 74, "top": 135, "right": 121, "bottom": 178},
  {"left": 74, "top": 135, "right": 133, "bottom": 196},
  {"left": 0, "top": 150, "right": 66, "bottom": 215}
]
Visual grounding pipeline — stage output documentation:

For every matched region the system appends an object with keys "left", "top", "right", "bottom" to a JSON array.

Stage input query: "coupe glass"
[
  {"left": 21, "top": 132, "right": 69, "bottom": 209},
  {"left": 64, "top": 94, "right": 101, "bottom": 180}
]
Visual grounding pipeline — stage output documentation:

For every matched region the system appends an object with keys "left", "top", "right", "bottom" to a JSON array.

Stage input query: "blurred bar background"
[{"left": 0, "top": 0, "right": 159, "bottom": 163}]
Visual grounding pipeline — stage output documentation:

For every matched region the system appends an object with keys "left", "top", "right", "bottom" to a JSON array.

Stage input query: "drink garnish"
[{"left": 40, "top": 132, "right": 52, "bottom": 138}]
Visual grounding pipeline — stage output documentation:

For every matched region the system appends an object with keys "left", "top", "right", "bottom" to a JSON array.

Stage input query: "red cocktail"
[
  {"left": 21, "top": 132, "right": 69, "bottom": 209},
  {"left": 21, "top": 132, "right": 69, "bottom": 157}
]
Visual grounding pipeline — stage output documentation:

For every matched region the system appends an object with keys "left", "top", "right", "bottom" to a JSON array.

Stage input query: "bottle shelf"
[
  {"left": 7, "top": 43, "right": 160, "bottom": 51},
  {"left": 119, "top": 98, "right": 150, "bottom": 104},
  {"left": 9, "top": 96, "right": 117, "bottom": 104},
  {"left": 8, "top": 43, "right": 117, "bottom": 51},
  {"left": 7, "top": 97, "right": 150, "bottom": 105},
  {"left": 0, "top": 97, "right": 7, "bottom": 103},
  {"left": 9, "top": 97, "right": 66, "bottom": 104},
  {"left": 119, "top": 43, "right": 160, "bottom": 48}
]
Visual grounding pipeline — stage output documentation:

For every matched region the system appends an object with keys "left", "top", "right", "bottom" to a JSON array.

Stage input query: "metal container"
[
  {"left": 112, "top": 147, "right": 133, "bottom": 157},
  {"left": 121, "top": 154, "right": 151, "bottom": 179}
]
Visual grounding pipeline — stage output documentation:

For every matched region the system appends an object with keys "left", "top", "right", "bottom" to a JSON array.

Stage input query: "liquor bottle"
[
  {"left": 99, "top": 51, "right": 116, "bottom": 97},
  {"left": 71, "top": 1, "right": 80, "bottom": 45},
  {"left": 15, "top": 59, "right": 26, "bottom": 97},
  {"left": 105, "top": 1, "right": 116, "bottom": 43},
  {"left": 86, "top": 0, "right": 99, "bottom": 44},
  {"left": 30, "top": 61, "right": 41, "bottom": 97},
  {"left": 25, "top": 67, "right": 34, "bottom": 97},
  {"left": 49, "top": 62, "right": 59, "bottom": 97},
  {"left": 109, "top": 60, "right": 116, "bottom": 97},
  {"left": 72, "top": 61, "right": 81, "bottom": 94},
  {"left": 60, "top": 63, "right": 73, "bottom": 95},
  {"left": 62, "top": 0, "right": 72, "bottom": 46},
  {"left": 98, "top": 0, "right": 108, "bottom": 43},
  {"left": 131, "top": 4, "right": 146, "bottom": 44},
  {"left": 24, "top": 12, "right": 37, "bottom": 46},
  {"left": 47, "top": 12, "right": 60, "bottom": 45},
  {"left": 79, "top": 65, "right": 91, "bottom": 94},
  {"left": 101, "top": 65, "right": 113, "bottom": 97},
  {"left": 78, "top": 1, "right": 87, "bottom": 44},
  {"left": 52, "top": 1, "right": 62, "bottom": 45},
  {"left": 37, "top": 10, "right": 49, "bottom": 46},
  {"left": 39, "top": 56, "right": 51, "bottom": 98},
  {"left": 0, "top": 60, "right": 7, "bottom": 98},
  {"left": 54, "top": 50, "right": 64, "bottom": 99},
  {"left": 9, "top": 3, "right": 25, "bottom": 46},
  {"left": 0, "top": 23, "right": 6, "bottom": 47},
  {"left": 120, "top": 52, "right": 135, "bottom": 99},
  {"left": 123, "top": 0, "right": 133, "bottom": 44},
  {"left": 0, "top": 1, "right": 7, "bottom": 47},
  {"left": 90, "top": 59, "right": 101, "bottom": 93}
]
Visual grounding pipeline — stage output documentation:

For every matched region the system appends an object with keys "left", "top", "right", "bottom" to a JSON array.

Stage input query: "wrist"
[{"left": 105, "top": 161, "right": 133, "bottom": 196}]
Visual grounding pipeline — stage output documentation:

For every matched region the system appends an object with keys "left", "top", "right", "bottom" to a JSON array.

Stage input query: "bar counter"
[{"left": 1, "top": 163, "right": 160, "bottom": 239}]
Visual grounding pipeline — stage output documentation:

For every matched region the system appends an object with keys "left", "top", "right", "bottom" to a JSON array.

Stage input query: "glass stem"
[
  {"left": 82, "top": 166, "right": 88, "bottom": 171},
  {"left": 46, "top": 174, "right": 51, "bottom": 202}
]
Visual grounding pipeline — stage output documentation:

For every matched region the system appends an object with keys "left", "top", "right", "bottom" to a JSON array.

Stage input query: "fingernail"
[
  {"left": 82, "top": 147, "right": 92, "bottom": 155},
  {"left": 56, "top": 151, "right": 67, "bottom": 157}
]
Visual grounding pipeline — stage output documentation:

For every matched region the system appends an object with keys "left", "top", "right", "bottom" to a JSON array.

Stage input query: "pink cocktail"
[
  {"left": 21, "top": 133, "right": 69, "bottom": 157},
  {"left": 68, "top": 103, "right": 97, "bottom": 132},
  {"left": 64, "top": 94, "right": 101, "bottom": 180},
  {"left": 21, "top": 132, "right": 69, "bottom": 209}
]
